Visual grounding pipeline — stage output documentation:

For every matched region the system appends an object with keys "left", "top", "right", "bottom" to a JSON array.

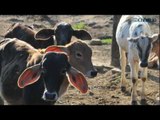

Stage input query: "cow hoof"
[
  {"left": 121, "top": 86, "right": 126, "bottom": 92},
  {"left": 141, "top": 99, "right": 147, "bottom": 105},
  {"left": 131, "top": 101, "right": 138, "bottom": 105}
]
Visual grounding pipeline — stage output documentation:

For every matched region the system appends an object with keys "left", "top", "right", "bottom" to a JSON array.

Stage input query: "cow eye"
[{"left": 76, "top": 52, "right": 82, "bottom": 58}]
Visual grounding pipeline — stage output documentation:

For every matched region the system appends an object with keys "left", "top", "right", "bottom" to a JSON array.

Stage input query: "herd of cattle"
[{"left": 0, "top": 15, "right": 159, "bottom": 105}]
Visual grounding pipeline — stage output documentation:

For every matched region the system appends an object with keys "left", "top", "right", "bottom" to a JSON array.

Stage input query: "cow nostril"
[
  {"left": 140, "top": 62, "right": 148, "bottom": 68},
  {"left": 44, "top": 92, "right": 57, "bottom": 101},
  {"left": 91, "top": 71, "right": 97, "bottom": 77}
]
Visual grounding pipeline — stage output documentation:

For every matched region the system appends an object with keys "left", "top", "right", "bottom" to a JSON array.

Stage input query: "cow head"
[
  {"left": 34, "top": 22, "right": 92, "bottom": 45},
  {"left": 17, "top": 52, "right": 88, "bottom": 102},
  {"left": 45, "top": 40, "right": 97, "bottom": 78},
  {"left": 128, "top": 34, "right": 158, "bottom": 67}
]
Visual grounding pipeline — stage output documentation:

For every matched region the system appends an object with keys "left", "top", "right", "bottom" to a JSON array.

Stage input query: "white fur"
[{"left": 116, "top": 15, "right": 152, "bottom": 104}]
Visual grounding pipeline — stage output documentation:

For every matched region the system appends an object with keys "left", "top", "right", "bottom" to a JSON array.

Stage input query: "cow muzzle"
[
  {"left": 140, "top": 62, "right": 148, "bottom": 68},
  {"left": 42, "top": 91, "right": 58, "bottom": 102},
  {"left": 86, "top": 70, "right": 97, "bottom": 78}
]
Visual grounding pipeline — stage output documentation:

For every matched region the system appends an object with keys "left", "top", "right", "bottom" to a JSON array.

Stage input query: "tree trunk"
[{"left": 111, "top": 15, "right": 122, "bottom": 67}]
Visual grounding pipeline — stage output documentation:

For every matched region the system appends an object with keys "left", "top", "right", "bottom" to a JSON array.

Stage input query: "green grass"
[
  {"left": 72, "top": 22, "right": 87, "bottom": 30},
  {"left": 101, "top": 38, "right": 112, "bottom": 45}
]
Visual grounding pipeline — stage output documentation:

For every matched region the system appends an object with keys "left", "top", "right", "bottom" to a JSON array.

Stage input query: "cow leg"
[
  {"left": 119, "top": 48, "right": 127, "bottom": 92},
  {"left": 129, "top": 61, "right": 138, "bottom": 105},
  {"left": 140, "top": 68, "right": 148, "bottom": 104}
]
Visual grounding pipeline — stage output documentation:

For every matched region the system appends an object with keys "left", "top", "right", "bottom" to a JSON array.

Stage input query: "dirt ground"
[{"left": 0, "top": 15, "right": 159, "bottom": 105}]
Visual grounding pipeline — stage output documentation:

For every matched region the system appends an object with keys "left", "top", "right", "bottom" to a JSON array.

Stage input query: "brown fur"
[
  {"left": 66, "top": 40, "right": 93, "bottom": 74},
  {"left": 4, "top": 23, "right": 54, "bottom": 49},
  {"left": 0, "top": 38, "right": 43, "bottom": 104},
  {"left": 42, "top": 39, "right": 96, "bottom": 77}
]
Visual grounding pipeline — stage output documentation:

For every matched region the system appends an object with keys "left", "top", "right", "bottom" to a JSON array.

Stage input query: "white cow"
[{"left": 116, "top": 15, "right": 158, "bottom": 105}]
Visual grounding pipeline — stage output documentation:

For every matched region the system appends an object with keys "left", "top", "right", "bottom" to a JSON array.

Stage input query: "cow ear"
[
  {"left": 17, "top": 64, "right": 42, "bottom": 88},
  {"left": 73, "top": 30, "right": 92, "bottom": 40},
  {"left": 45, "top": 46, "right": 68, "bottom": 54},
  {"left": 149, "top": 34, "right": 159, "bottom": 43},
  {"left": 34, "top": 29, "right": 55, "bottom": 40},
  {"left": 67, "top": 67, "right": 88, "bottom": 93}
]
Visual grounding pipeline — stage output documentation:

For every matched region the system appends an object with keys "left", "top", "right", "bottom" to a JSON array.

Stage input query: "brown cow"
[
  {"left": 43, "top": 39, "right": 97, "bottom": 78},
  {"left": 0, "top": 38, "right": 88, "bottom": 105}
]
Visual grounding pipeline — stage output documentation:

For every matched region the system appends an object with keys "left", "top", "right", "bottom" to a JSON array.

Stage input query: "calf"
[
  {"left": 4, "top": 22, "right": 92, "bottom": 47},
  {"left": 116, "top": 15, "right": 158, "bottom": 105},
  {"left": 4, "top": 23, "right": 97, "bottom": 78},
  {"left": 44, "top": 39, "right": 97, "bottom": 78},
  {"left": 148, "top": 33, "right": 160, "bottom": 69},
  {"left": 0, "top": 38, "right": 88, "bottom": 105}
]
